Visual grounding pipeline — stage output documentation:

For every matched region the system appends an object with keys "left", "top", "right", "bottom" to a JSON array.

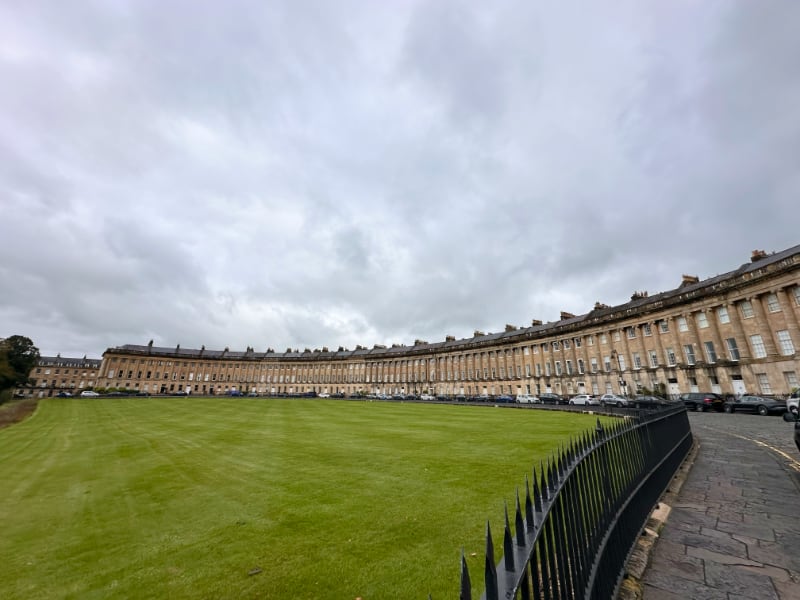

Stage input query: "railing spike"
[
  {"left": 515, "top": 489, "right": 526, "bottom": 545},
  {"left": 485, "top": 521, "right": 498, "bottom": 600},
  {"left": 460, "top": 549, "right": 472, "bottom": 600},
  {"left": 533, "top": 469, "right": 543, "bottom": 513},
  {"left": 539, "top": 461, "right": 549, "bottom": 502},
  {"left": 524, "top": 475, "right": 534, "bottom": 528},
  {"left": 504, "top": 502, "right": 515, "bottom": 571}
]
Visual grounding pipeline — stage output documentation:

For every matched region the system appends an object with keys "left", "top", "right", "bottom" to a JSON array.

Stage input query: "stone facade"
[
  {"left": 97, "top": 245, "right": 800, "bottom": 399},
  {"left": 16, "top": 355, "right": 102, "bottom": 398}
]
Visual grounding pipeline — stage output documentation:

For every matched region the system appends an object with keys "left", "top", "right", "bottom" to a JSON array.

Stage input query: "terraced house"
[
  {"left": 16, "top": 355, "right": 102, "bottom": 398},
  {"left": 97, "top": 245, "right": 800, "bottom": 399}
]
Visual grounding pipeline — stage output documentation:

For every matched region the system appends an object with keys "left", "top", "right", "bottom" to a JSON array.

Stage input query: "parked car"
[
  {"left": 80, "top": 390, "right": 100, "bottom": 397},
  {"left": 516, "top": 394, "right": 538, "bottom": 404},
  {"left": 420, "top": 394, "right": 435, "bottom": 401},
  {"left": 495, "top": 395, "right": 515, "bottom": 403},
  {"left": 787, "top": 390, "right": 799, "bottom": 415},
  {"left": 724, "top": 395, "right": 787, "bottom": 416},
  {"left": 539, "top": 393, "right": 565, "bottom": 405},
  {"left": 599, "top": 394, "right": 630, "bottom": 407},
  {"left": 569, "top": 394, "right": 600, "bottom": 406},
  {"left": 632, "top": 395, "right": 670, "bottom": 409},
  {"left": 679, "top": 392, "right": 725, "bottom": 412},
  {"left": 317, "top": 392, "right": 331, "bottom": 398},
  {"left": 782, "top": 410, "right": 800, "bottom": 452},
  {"left": 56, "top": 391, "right": 73, "bottom": 397}
]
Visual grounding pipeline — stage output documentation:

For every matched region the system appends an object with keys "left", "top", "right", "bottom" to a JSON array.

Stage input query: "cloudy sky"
[{"left": 1, "top": 1, "right": 799, "bottom": 359}]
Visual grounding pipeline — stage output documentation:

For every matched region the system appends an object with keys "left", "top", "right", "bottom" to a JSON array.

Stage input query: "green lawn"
[{"left": 0, "top": 398, "right": 606, "bottom": 599}]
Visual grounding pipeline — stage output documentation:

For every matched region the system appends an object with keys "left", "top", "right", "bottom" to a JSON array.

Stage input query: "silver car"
[
  {"left": 600, "top": 394, "right": 630, "bottom": 407},
  {"left": 569, "top": 394, "right": 600, "bottom": 406}
]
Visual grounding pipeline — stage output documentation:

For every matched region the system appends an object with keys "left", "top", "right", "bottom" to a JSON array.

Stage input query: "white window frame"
[
  {"left": 717, "top": 306, "right": 730, "bottom": 324},
  {"left": 766, "top": 293, "right": 781, "bottom": 313},
  {"left": 704, "top": 341, "right": 717, "bottom": 364},
  {"left": 666, "top": 348, "right": 677, "bottom": 367},
  {"left": 677, "top": 317, "right": 688, "bottom": 332},
  {"left": 696, "top": 312, "right": 709, "bottom": 329},
  {"left": 756, "top": 373, "right": 772, "bottom": 395},
  {"left": 643, "top": 323, "right": 652, "bottom": 337},
  {"left": 740, "top": 300, "right": 754, "bottom": 319},
  {"left": 749, "top": 334, "right": 767, "bottom": 359},
  {"left": 726, "top": 337, "right": 740, "bottom": 361},
  {"left": 683, "top": 344, "right": 696, "bottom": 365},
  {"left": 648, "top": 350, "right": 658, "bottom": 368},
  {"left": 776, "top": 330, "right": 795, "bottom": 356}
]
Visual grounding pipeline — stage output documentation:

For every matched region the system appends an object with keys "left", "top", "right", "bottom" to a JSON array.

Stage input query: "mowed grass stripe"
[{"left": 0, "top": 398, "right": 607, "bottom": 599}]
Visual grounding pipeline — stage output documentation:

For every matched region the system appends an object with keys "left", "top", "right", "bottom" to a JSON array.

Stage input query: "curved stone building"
[{"left": 97, "top": 245, "right": 800, "bottom": 399}]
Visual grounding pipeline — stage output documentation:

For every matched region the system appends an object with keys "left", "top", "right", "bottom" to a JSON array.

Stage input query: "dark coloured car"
[
  {"left": 679, "top": 392, "right": 724, "bottom": 412},
  {"left": 782, "top": 411, "right": 800, "bottom": 453},
  {"left": 724, "top": 395, "right": 787, "bottom": 416},
  {"left": 539, "top": 393, "right": 565, "bottom": 405},
  {"left": 632, "top": 395, "right": 671, "bottom": 409},
  {"left": 56, "top": 391, "right": 73, "bottom": 397},
  {"left": 495, "top": 395, "right": 514, "bottom": 403}
]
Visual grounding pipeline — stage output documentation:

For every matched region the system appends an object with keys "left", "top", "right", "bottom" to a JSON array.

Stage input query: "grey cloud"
[{"left": 1, "top": 1, "right": 797, "bottom": 358}]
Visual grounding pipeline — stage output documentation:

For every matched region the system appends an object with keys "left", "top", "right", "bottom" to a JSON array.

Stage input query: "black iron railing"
[{"left": 452, "top": 405, "right": 692, "bottom": 600}]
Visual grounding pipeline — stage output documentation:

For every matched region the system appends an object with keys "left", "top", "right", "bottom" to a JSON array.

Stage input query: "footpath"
[{"left": 627, "top": 413, "right": 800, "bottom": 599}]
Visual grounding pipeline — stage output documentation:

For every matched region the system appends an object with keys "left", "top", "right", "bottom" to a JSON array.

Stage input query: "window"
[
  {"left": 590, "top": 358, "right": 598, "bottom": 373},
  {"left": 643, "top": 323, "right": 652, "bottom": 337},
  {"left": 648, "top": 350, "right": 658, "bottom": 368},
  {"left": 563, "top": 339, "right": 571, "bottom": 350},
  {"left": 555, "top": 362, "right": 562, "bottom": 376},
  {"left": 740, "top": 300, "right": 754, "bottom": 318},
  {"left": 776, "top": 330, "right": 795, "bottom": 355},
  {"left": 600, "top": 334, "right": 607, "bottom": 344},
  {"left": 766, "top": 293, "right": 781, "bottom": 313},
  {"left": 756, "top": 373, "right": 772, "bottom": 395},
  {"left": 749, "top": 334, "right": 767, "bottom": 358},
  {"left": 784, "top": 371, "right": 798, "bottom": 390},
  {"left": 525, "top": 364, "right": 531, "bottom": 377},
  {"left": 633, "top": 353, "right": 642, "bottom": 369},
  {"left": 696, "top": 312, "right": 709, "bottom": 329},
  {"left": 726, "top": 338, "right": 740, "bottom": 361},
  {"left": 545, "top": 362, "right": 551, "bottom": 377},
  {"left": 535, "top": 364, "right": 542, "bottom": 377},
  {"left": 683, "top": 345, "right": 696, "bottom": 365},
  {"left": 603, "top": 356, "right": 611, "bottom": 372},
  {"left": 659, "top": 320, "right": 669, "bottom": 333},
  {"left": 577, "top": 359, "right": 584, "bottom": 374},
  {"left": 794, "top": 286, "right": 800, "bottom": 306},
  {"left": 613, "top": 331, "right": 621, "bottom": 342},
  {"left": 565, "top": 360, "right": 573, "bottom": 375},
  {"left": 617, "top": 355, "right": 626, "bottom": 371},
  {"left": 717, "top": 307, "right": 730, "bottom": 324},
  {"left": 666, "top": 348, "right": 677, "bottom": 366},
  {"left": 574, "top": 338, "right": 582, "bottom": 348},
  {"left": 677, "top": 316, "right": 688, "bottom": 332},
  {"left": 704, "top": 341, "right": 717, "bottom": 363},
  {"left": 552, "top": 341, "right": 560, "bottom": 351},
  {"left": 587, "top": 335, "right": 594, "bottom": 346},
  {"left": 626, "top": 327, "right": 636, "bottom": 339}
]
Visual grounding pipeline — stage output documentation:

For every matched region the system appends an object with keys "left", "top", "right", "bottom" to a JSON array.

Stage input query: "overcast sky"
[{"left": 2, "top": 1, "right": 799, "bottom": 359}]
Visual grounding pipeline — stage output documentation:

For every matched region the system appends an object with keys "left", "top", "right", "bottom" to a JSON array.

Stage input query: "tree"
[{"left": 0, "top": 336, "right": 40, "bottom": 392}]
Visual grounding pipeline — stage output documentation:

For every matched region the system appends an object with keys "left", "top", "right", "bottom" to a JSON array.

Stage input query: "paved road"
[{"left": 642, "top": 411, "right": 800, "bottom": 599}]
